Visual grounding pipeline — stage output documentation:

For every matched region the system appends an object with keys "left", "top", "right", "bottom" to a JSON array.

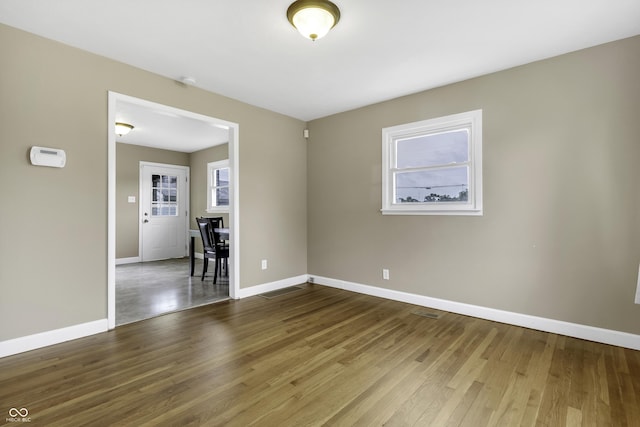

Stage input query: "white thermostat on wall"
[{"left": 30, "top": 146, "right": 66, "bottom": 168}]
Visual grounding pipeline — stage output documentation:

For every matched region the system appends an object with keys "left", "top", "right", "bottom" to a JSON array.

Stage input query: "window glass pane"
[
  {"left": 216, "top": 187, "right": 229, "bottom": 206},
  {"left": 216, "top": 168, "right": 229, "bottom": 186},
  {"left": 152, "top": 204, "right": 177, "bottom": 216},
  {"left": 207, "top": 161, "right": 230, "bottom": 211},
  {"left": 396, "top": 129, "right": 469, "bottom": 169},
  {"left": 395, "top": 166, "right": 468, "bottom": 203},
  {"left": 151, "top": 174, "right": 179, "bottom": 216}
]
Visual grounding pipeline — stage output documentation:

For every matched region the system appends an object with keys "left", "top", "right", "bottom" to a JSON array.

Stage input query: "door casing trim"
[{"left": 108, "top": 91, "right": 240, "bottom": 329}]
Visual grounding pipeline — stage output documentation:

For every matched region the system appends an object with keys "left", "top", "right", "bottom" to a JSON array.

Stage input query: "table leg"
[{"left": 190, "top": 235, "right": 195, "bottom": 276}]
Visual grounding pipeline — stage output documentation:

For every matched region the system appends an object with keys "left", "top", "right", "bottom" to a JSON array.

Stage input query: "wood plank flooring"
[{"left": 1, "top": 284, "right": 639, "bottom": 426}]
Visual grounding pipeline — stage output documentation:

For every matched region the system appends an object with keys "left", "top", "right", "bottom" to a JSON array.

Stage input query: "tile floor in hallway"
[{"left": 116, "top": 257, "right": 229, "bottom": 325}]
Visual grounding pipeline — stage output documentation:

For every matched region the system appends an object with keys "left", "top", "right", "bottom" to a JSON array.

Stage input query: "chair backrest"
[
  {"left": 211, "top": 224, "right": 224, "bottom": 247},
  {"left": 196, "top": 217, "right": 215, "bottom": 253},
  {"left": 203, "top": 217, "right": 226, "bottom": 249},
  {"left": 207, "top": 216, "right": 224, "bottom": 229}
]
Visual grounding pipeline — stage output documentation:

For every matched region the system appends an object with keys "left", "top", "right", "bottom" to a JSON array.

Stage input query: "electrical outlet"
[
  {"left": 261, "top": 259, "right": 268, "bottom": 270},
  {"left": 383, "top": 269, "right": 389, "bottom": 280}
]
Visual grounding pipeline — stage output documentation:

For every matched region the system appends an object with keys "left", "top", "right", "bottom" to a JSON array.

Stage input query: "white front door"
[{"left": 140, "top": 163, "right": 189, "bottom": 262}]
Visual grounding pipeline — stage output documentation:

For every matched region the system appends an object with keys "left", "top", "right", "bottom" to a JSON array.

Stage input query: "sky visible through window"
[{"left": 395, "top": 129, "right": 469, "bottom": 203}]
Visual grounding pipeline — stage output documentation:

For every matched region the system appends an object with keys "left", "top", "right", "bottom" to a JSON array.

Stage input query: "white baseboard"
[
  {"left": 236, "top": 274, "right": 309, "bottom": 299},
  {"left": 115, "top": 256, "right": 140, "bottom": 265},
  {"left": 0, "top": 274, "right": 308, "bottom": 358},
  {"left": 311, "top": 275, "right": 640, "bottom": 351},
  {"left": 0, "top": 319, "right": 109, "bottom": 358},
  {"left": 5, "top": 273, "right": 637, "bottom": 359}
]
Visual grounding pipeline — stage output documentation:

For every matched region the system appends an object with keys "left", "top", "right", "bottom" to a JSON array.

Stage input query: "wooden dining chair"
[
  {"left": 211, "top": 222, "right": 229, "bottom": 277},
  {"left": 206, "top": 216, "right": 224, "bottom": 229},
  {"left": 204, "top": 216, "right": 228, "bottom": 250},
  {"left": 196, "top": 217, "right": 229, "bottom": 284}
]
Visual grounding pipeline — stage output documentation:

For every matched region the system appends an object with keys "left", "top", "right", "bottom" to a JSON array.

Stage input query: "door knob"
[{"left": 143, "top": 219, "right": 149, "bottom": 223}]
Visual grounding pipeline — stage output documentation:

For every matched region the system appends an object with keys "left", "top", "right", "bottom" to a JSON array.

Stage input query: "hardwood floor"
[{"left": 1, "top": 284, "right": 639, "bottom": 426}]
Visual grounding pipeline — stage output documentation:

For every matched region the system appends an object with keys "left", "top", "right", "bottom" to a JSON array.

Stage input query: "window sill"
[
  {"left": 206, "top": 208, "right": 229, "bottom": 214},
  {"left": 381, "top": 208, "right": 483, "bottom": 216}
]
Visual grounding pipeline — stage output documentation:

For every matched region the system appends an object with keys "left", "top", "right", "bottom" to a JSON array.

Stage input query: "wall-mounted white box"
[{"left": 30, "top": 146, "right": 66, "bottom": 168}]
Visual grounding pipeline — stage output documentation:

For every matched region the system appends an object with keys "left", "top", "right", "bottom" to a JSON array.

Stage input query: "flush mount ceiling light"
[
  {"left": 287, "top": 0, "right": 340, "bottom": 41},
  {"left": 115, "top": 122, "right": 134, "bottom": 136}
]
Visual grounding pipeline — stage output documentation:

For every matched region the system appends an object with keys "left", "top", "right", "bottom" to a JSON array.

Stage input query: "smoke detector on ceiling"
[{"left": 180, "top": 76, "right": 197, "bottom": 86}]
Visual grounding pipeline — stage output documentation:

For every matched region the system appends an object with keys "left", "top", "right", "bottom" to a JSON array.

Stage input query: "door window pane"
[{"left": 151, "top": 173, "right": 179, "bottom": 216}]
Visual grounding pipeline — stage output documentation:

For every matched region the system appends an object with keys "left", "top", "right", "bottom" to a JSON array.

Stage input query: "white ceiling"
[
  {"left": 115, "top": 99, "right": 229, "bottom": 152},
  {"left": 2, "top": 0, "right": 639, "bottom": 149}
]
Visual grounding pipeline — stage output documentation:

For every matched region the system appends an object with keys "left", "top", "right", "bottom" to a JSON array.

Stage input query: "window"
[
  {"left": 207, "top": 160, "right": 230, "bottom": 212},
  {"left": 151, "top": 174, "right": 178, "bottom": 216},
  {"left": 382, "top": 110, "right": 482, "bottom": 215}
]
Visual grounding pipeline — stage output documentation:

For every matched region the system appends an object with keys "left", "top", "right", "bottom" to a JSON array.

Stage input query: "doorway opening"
[{"left": 107, "top": 92, "right": 240, "bottom": 329}]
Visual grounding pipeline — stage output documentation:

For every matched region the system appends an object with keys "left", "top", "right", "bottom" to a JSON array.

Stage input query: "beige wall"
[
  {"left": 307, "top": 36, "right": 640, "bottom": 335},
  {"left": 0, "top": 24, "right": 307, "bottom": 341},
  {"left": 116, "top": 143, "right": 190, "bottom": 258}
]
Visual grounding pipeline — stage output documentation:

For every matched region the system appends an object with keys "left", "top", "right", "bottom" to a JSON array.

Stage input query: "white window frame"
[
  {"left": 206, "top": 159, "right": 230, "bottom": 213},
  {"left": 382, "top": 110, "right": 483, "bottom": 216}
]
